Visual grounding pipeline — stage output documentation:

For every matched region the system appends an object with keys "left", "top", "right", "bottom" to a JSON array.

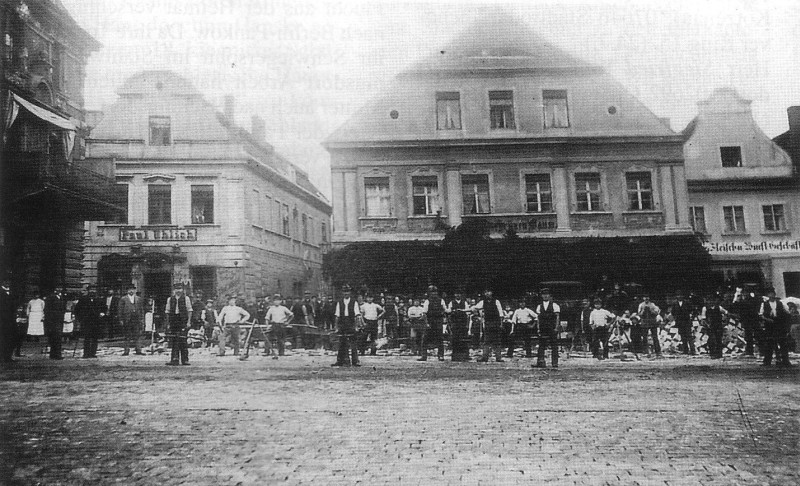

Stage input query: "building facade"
[
  {"left": 684, "top": 88, "right": 800, "bottom": 297},
  {"left": 1, "top": 0, "right": 123, "bottom": 296},
  {"left": 325, "top": 14, "right": 691, "bottom": 248},
  {"left": 84, "top": 71, "right": 331, "bottom": 306}
]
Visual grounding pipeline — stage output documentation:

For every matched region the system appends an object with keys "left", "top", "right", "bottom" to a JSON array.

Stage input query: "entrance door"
[
  {"left": 144, "top": 272, "right": 172, "bottom": 311},
  {"left": 784, "top": 272, "right": 800, "bottom": 297}
]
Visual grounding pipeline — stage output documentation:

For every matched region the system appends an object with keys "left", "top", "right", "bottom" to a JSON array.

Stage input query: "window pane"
[
  {"left": 543, "top": 90, "right": 569, "bottom": 128},
  {"left": 720, "top": 146, "right": 742, "bottom": 168},
  {"left": 191, "top": 185, "right": 214, "bottom": 224},
  {"left": 462, "top": 174, "right": 490, "bottom": 214},
  {"left": 691, "top": 207, "right": 706, "bottom": 233},
  {"left": 763, "top": 204, "right": 786, "bottom": 231},
  {"left": 302, "top": 214, "right": 308, "bottom": 242},
  {"left": 321, "top": 222, "right": 327, "bottom": 242},
  {"left": 282, "top": 204, "right": 290, "bottom": 235},
  {"left": 149, "top": 116, "right": 171, "bottom": 146},
  {"left": 734, "top": 206, "right": 745, "bottom": 232},
  {"left": 412, "top": 176, "right": 439, "bottom": 215},
  {"left": 575, "top": 173, "right": 602, "bottom": 212},
  {"left": 364, "top": 177, "right": 391, "bottom": 217},
  {"left": 148, "top": 185, "right": 171, "bottom": 225},
  {"left": 525, "top": 174, "right": 552, "bottom": 212},
  {"left": 489, "top": 91, "right": 515, "bottom": 129},
  {"left": 626, "top": 172, "right": 653, "bottom": 211},
  {"left": 436, "top": 92, "right": 461, "bottom": 130}
]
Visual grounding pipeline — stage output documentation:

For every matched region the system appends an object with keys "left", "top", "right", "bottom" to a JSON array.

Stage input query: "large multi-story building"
[
  {"left": 325, "top": 13, "right": 691, "bottom": 246},
  {"left": 684, "top": 88, "right": 800, "bottom": 296},
  {"left": 1, "top": 0, "right": 124, "bottom": 296},
  {"left": 83, "top": 71, "right": 331, "bottom": 305}
]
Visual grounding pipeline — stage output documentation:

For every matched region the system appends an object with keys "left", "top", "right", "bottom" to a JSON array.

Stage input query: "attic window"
[
  {"left": 607, "top": 106, "right": 617, "bottom": 115},
  {"left": 720, "top": 146, "right": 742, "bottom": 168},
  {"left": 390, "top": 110, "right": 399, "bottom": 119},
  {"left": 149, "top": 116, "right": 171, "bottom": 146}
]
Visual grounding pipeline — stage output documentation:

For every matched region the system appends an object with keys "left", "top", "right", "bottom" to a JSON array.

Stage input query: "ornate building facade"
[
  {"left": 84, "top": 71, "right": 331, "bottom": 305},
  {"left": 325, "top": 13, "right": 692, "bottom": 247},
  {"left": 1, "top": 0, "right": 124, "bottom": 296}
]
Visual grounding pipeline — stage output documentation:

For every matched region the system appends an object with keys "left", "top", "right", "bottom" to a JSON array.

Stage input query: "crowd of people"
[{"left": 1, "top": 277, "right": 797, "bottom": 369}]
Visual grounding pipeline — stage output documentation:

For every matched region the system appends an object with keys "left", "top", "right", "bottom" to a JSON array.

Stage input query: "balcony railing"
[{"left": 4, "top": 151, "right": 126, "bottom": 219}]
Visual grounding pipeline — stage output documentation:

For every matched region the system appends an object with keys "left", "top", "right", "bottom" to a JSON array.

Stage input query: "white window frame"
[
  {"left": 409, "top": 172, "right": 442, "bottom": 216},
  {"left": 722, "top": 205, "right": 747, "bottom": 234},
  {"left": 689, "top": 206, "right": 707, "bottom": 234},
  {"left": 573, "top": 172, "right": 603, "bottom": 212},
  {"left": 762, "top": 203, "right": 788, "bottom": 233},
  {"left": 625, "top": 172, "right": 654, "bottom": 211},
  {"left": 523, "top": 172, "right": 554, "bottom": 213}
]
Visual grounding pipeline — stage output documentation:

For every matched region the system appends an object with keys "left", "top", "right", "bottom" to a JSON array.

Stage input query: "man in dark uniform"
[
  {"left": 0, "top": 278, "right": 16, "bottom": 363},
  {"left": 475, "top": 289, "right": 505, "bottom": 362},
  {"left": 332, "top": 285, "right": 361, "bottom": 367},
  {"left": 117, "top": 284, "right": 145, "bottom": 356},
  {"left": 670, "top": 291, "right": 695, "bottom": 355},
  {"left": 43, "top": 287, "right": 67, "bottom": 360},
  {"left": 165, "top": 284, "right": 193, "bottom": 366},
  {"left": 534, "top": 288, "right": 561, "bottom": 368},
  {"left": 760, "top": 288, "right": 792, "bottom": 367},
  {"left": 290, "top": 296, "right": 309, "bottom": 349},
  {"left": 74, "top": 285, "right": 103, "bottom": 358},
  {"left": 103, "top": 289, "right": 119, "bottom": 340},
  {"left": 730, "top": 288, "right": 761, "bottom": 357},
  {"left": 447, "top": 290, "right": 471, "bottom": 362},
  {"left": 701, "top": 294, "right": 727, "bottom": 359},
  {"left": 420, "top": 285, "right": 447, "bottom": 361}
]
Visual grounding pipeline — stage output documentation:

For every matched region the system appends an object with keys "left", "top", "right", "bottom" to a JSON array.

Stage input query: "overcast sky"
[{"left": 61, "top": 0, "right": 800, "bottom": 198}]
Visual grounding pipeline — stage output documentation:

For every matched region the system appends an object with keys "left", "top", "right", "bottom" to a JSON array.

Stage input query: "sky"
[{"left": 60, "top": 0, "right": 800, "bottom": 198}]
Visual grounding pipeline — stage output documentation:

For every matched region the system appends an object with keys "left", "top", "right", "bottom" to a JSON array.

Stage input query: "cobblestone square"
[{"left": 1, "top": 345, "right": 798, "bottom": 485}]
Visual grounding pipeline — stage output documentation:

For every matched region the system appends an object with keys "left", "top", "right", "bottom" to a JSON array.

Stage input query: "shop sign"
[
  {"left": 119, "top": 227, "right": 198, "bottom": 242},
  {"left": 704, "top": 240, "right": 800, "bottom": 255}
]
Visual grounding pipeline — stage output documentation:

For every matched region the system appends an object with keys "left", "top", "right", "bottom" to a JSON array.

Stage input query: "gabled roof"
[
  {"left": 89, "top": 71, "right": 329, "bottom": 206},
  {"left": 407, "top": 9, "right": 597, "bottom": 73},
  {"left": 325, "top": 12, "right": 675, "bottom": 147}
]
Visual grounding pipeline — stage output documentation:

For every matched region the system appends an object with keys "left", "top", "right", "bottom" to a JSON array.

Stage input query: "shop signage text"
[
  {"left": 704, "top": 240, "right": 800, "bottom": 255},
  {"left": 119, "top": 227, "right": 198, "bottom": 242}
]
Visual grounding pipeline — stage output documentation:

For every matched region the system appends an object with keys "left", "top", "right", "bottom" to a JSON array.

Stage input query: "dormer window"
[
  {"left": 149, "top": 116, "right": 171, "bottom": 146},
  {"left": 720, "top": 146, "right": 742, "bottom": 168}
]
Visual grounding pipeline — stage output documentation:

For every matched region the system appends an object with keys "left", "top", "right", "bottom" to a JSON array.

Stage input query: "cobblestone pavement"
[{"left": 1, "top": 344, "right": 798, "bottom": 485}]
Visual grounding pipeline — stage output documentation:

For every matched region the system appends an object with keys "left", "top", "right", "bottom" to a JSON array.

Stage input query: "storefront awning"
[{"left": 10, "top": 93, "right": 76, "bottom": 131}]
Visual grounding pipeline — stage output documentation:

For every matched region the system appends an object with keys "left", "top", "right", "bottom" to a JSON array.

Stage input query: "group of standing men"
[{"left": 329, "top": 284, "right": 564, "bottom": 368}]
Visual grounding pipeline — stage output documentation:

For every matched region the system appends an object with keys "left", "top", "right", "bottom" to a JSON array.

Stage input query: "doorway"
[
  {"left": 144, "top": 272, "right": 172, "bottom": 311},
  {"left": 784, "top": 272, "right": 800, "bottom": 297}
]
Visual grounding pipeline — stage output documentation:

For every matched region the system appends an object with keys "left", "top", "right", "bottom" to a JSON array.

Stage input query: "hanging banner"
[{"left": 704, "top": 240, "right": 800, "bottom": 255}]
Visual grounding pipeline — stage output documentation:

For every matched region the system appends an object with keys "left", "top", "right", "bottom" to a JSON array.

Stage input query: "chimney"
[
  {"left": 251, "top": 115, "right": 265, "bottom": 142},
  {"left": 788, "top": 106, "right": 800, "bottom": 144},
  {"left": 224, "top": 95, "right": 235, "bottom": 122}
]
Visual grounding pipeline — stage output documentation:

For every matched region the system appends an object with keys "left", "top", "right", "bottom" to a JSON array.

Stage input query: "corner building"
[
  {"left": 1, "top": 0, "right": 124, "bottom": 296},
  {"left": 84, "top": 71, "right": 331, "bottom": 306},
  {"left": 325, "top": 13, "right": 691, "bottom": 252},
  {"left": 684, "top": 88, "right": 800, "bottom": 296}
]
